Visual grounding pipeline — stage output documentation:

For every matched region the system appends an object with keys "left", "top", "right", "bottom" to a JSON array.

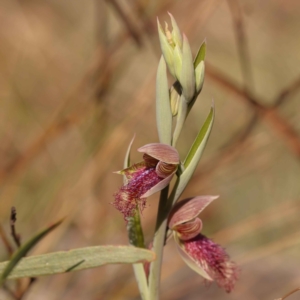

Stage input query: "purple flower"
[
  {"left": 113, "top": 143, "right": 179, "bottom": 219},
  {"left": 168, "top": 196, "right": 239, "bottom": 293}
]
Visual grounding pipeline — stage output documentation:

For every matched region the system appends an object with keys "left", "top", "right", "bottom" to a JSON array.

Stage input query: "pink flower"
[
  {"left": 168, "top": 196, "right": 239, "bottom": 293},
  {"left": 113, "top": 143, "right": 179, "bottom": 219}
]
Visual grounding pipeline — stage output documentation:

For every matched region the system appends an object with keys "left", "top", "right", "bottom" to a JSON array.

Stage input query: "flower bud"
[{"left": 169, "top": 84, "right": 181, "bottom": 116}]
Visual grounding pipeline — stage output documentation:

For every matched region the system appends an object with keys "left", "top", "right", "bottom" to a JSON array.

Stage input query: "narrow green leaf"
[
  {"left": 184, "top": 103, "right": 214, "bottom": 168},
  {"left": 0, "top": 219, "right": 62, "bottom": 284},
  {"left": 156, "top": 56, "right": 172, "bottom": 145},
  {"left": 194, "top": 39, "right": 206, "bottom": 68},
  {"left": 181, "top": 35, "right": 195, "bottom": 102},
  {"left": 0, "top": 246, "right": 156, "bottom": 280},
  {"left": 174, "top": 103, "right": 214, "bottom": 201}
]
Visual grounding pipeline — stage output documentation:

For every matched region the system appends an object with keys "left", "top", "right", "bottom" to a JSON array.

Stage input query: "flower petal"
[
  {"left": 140, "top": 169, "right": 176, "bottom": 198},
  {"left": 168, "top": 195, "right": 219, "bottom": 228},
  {"left": 138, "top": 143, "right": 179, "bottom": 164},
  {"left": 173, "top": 218, "right": 202, "bottom": 241},
  {"left": 174, "top": 233, "right": 212, "bottom": 281}
]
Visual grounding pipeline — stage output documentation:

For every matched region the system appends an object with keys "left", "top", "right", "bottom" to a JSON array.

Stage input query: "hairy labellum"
[
  {"left": 182, "top": 234, "right": 239, "bottom": 293},
  {"left": 113, "top": 166, "right": 161, "bottom": 219}
]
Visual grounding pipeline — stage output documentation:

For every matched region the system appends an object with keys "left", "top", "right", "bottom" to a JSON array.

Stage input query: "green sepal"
[
  {"left": 169, "top": 12, "right": 182, "bottom": 49},
  {"left": 157, "top": 20, "right": 176, "bottom": 77},
  {"left": 181, "top": 35, "right": 195, "bottom": 102},
  {"left": 173, "top": 44, "right": 183, "bottom": 82}
]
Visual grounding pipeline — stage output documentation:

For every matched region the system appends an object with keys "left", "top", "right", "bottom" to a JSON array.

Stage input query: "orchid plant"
[
  {"left": 113, "top": 13, "right": 238, "bottom": 300},
  {"left": 0, "top": 13, "right": 238, "bottom": 300}
]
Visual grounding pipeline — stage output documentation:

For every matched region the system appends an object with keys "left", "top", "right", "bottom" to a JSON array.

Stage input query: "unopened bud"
[{"left": 170, "top": 84, "right": 181, "bottom": 116}]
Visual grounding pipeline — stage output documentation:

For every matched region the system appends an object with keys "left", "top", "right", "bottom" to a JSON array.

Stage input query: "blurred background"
[{"left": 0, "top": 0, "right": 300, "bottom": 299}]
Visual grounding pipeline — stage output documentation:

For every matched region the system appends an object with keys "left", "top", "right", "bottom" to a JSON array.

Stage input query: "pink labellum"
[{"left": 175, "top": 233, "right": 239, "bottom": 293}]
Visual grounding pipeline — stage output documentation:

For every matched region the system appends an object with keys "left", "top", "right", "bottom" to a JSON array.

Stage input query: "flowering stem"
[
  {"left": 148, "top": 177, "right": 181, "bottom": 299},
  {"left": 148, "top": 186, "right": 169, "bottom": 300},
  {"left": 127, "top": 212, "right": 150, "bottom": 299}
]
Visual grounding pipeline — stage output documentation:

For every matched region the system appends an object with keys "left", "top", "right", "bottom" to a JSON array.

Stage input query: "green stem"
[
  {"left": 133, "top": 264, "right": 150, "bottom": 300},
  {"left": 148, "top": 177, "right": 180, "bottom": 300},
  {"left": 127, "top": 212, "right": 150, "bottom": 300}
]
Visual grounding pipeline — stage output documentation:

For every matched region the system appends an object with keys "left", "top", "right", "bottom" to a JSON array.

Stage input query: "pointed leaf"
[
  {"left": 174, "top": 103, "right": 214, "bottom": 201},
  {"left": 0, "top": 220, "right": 62, "bottom": 284},
  {"left": 0, "top": 246, "right": 156, "bottom": 280},
  {"left": 194, "top": 39, "right": 206, "bottom": 68},
  {"left": 184, "top": 103, "right": 214, "bottom": 169},
  {"left": 156, "top": 56, "right": 172, "bottom": 145}
]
